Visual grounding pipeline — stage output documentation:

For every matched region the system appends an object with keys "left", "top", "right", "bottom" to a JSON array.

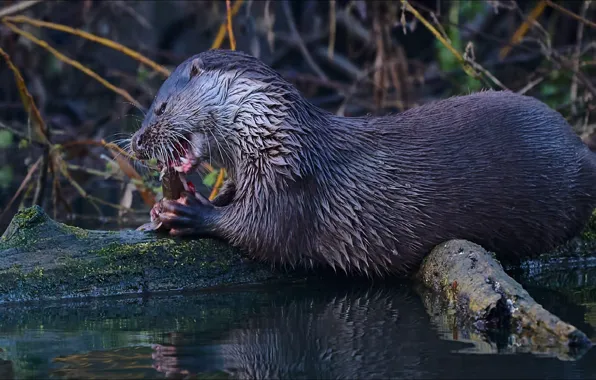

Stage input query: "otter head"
[{"left": 131, "top": 49, "right": 304, "bottom": 180}]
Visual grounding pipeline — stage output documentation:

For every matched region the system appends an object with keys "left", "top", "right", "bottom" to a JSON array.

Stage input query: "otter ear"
[{"left": 189, "top": 58, "right": 202, "bottom": 77}]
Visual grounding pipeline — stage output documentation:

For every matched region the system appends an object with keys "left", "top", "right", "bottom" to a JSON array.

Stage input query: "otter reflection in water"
[
  {"left": 151, "top": 283, "right": 437, "bottom": 379},
  {"left": 150, "top": 282, "right": 591, "bottom": 379}
]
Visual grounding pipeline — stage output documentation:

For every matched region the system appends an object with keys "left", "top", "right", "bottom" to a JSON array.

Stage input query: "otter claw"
[
  {"left": 136, "top": 221, "right": 162, "bottom": 232},
  {"left": 146, "top": 191, "right": 215, "bottom": 237}
]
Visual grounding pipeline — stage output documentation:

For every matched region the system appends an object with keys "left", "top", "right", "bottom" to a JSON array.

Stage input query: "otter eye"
[{"left": 156, "top": 102, "right": 167, "bottom": 116}]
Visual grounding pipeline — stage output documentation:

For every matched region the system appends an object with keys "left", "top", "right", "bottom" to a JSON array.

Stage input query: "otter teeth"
[{"left": 172, "top": 156, "right": 196, "bottom": 173}]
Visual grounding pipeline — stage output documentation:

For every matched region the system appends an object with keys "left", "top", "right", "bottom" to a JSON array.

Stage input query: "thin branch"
[
  {"left": 517, "top": 75, "right": 546, "bottom": 95},
  {"left": 0, "top": 0, "right": 41, "bottom": 18},
  {"left": 570, "top": 0, "right": 591, "bottom": 116},
  {"left": 0, "top": 120, "right": 38, "bottom": 143},
  {"left": 281, "top": 0, "right": 328, "bottom": 81},
  {"left": 4, "top": 15, "right": 169, "bottom": 77},
  {"left": 225, "top": 0, "right": 237, "bottom": 50},
  {"left": 210, "top": 0, "right": 244, "bottom": 49},
  {"left": 3, "top": 21, "right": 142, "bottom": 108},
  {"left": 546, "top": 0, "right": 596, "bottom": 30},
  {"left": 32, "top": 137, "right": 50, "bottom": 207},
  {"left": 400, "top": 1, "right": 465, "bottom": 66},
  {"left": 500, "top": 0, "right": 547, "bottom": 59},
  {"left": 328, "top": 0, "right": 337, "bottom": 59},
  {"left": 0, "top": 156, "right": 42, "bottom": 221}
]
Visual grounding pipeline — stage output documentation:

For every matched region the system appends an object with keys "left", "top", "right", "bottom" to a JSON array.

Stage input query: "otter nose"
[
  {"left": 131, "top": 133, "right": 141, "bottom": 152},
  {"left": 131, "top": 133, "right": 147, "bottom": 159}
]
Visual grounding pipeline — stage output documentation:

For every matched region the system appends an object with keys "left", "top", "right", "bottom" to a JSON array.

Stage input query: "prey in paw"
[
  {"left": 157, "top": 191, "right": 215, "bottom": 237},
  {"left": 138, "top": 190, "right": 216, "bottom": 238}
]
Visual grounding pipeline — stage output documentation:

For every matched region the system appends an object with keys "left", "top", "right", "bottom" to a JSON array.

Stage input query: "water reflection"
[{"left": 0, "top": 281, "right": 594, "bottom": 379}]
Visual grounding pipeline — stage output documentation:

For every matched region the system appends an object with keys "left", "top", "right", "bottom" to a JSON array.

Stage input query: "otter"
[{"left": 130, "top": 49, "right": 596, "bottom": 276}]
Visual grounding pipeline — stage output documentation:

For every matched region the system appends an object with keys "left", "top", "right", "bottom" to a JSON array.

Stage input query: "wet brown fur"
[{"left": 132, "top": 49, "right": 596, "bottom": 276}]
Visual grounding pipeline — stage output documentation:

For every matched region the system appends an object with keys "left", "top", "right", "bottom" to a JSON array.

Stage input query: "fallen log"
[
  {"left": 416, "top": 240, "right": 593, "bottom": 360},
  {"left": 0, "top": 206, "right": 593, "bottom": 358},
  {"left": 0, "top": 205, "right": 293, "bottom": 304}
]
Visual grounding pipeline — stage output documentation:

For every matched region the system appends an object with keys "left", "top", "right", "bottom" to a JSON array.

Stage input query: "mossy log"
[
  {"left": 0, "top": 206, "right": 292, "bottom": 304},
  {"left": 0, "top": 206, "right": 593, "bottom": 356}
]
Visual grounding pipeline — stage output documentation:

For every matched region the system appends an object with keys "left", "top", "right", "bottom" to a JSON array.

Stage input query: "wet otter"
[{"left": 130, "top": 49, "right": 596, "bottom": 276}]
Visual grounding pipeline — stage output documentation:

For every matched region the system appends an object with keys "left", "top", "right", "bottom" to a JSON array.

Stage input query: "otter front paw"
[
  {"left": 138, "top": 191, "right": 216, "bottom": 237},
  {"left": 158, "top": 192, "right": 217, "bottom": 237}
]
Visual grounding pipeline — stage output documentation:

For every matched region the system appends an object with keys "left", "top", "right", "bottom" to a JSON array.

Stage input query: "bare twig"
[
  {"left": 281, "top": 0, "right": 328, "bottom": 81},
  {"left": 271, "top": 31, "right": 327, "bottom": 67},
  {"left": 314, "top": 47, "right": 361, "bottom": 79},
  {"left": 0, "top": 156, "right": 41, "bottom": 221},
  {"left": 570, "top": 1, "right": 591, "bottom": 116},
  {"left": 32, "top": 144, "right": 49, "bottom": 207},
  {"left": 328, "top": 0, "right": 336, "bottom": 59},
  {"left": 210, "top": 0, "right": 244, "bottom": 49},
  {"left": 409, "top": 0, "right": 553, "bottom": 58},
  {"left": 372, "top": 4, "right": 386, "bottom": 109},
  {"left": 0, "top": 0, "right": 40, "bottom": 18},
  {"left": 464, "top": 43, "right": 509, "bottom": 90},
  {"left": 500, "top": 0, "right": 547, "bottom": 59},
  {"left": 334, "top": 57, "right": 410, "bottom": 116},
  {"left": 4, "top": 15, "right": 169, "bottom": 77},
  {"left": 209, "top": 0, "right": 242, "bottom": 200},
  {"left": 3, "top": 21, "right": 142, "bottom": 108},
  {"left": 0, "top": 120, "right": 39, "bottom": 143},
  {"left": 335, "top": 7, "right": 371, "bottom": 44},
  {"left": 0, "top": 46, "right": 48, "bottom": 145},
  {"left": 401, "top": 1, "right": 464, "bottom": 65},
  {"left": 225, "top": 0, "right": 237, "bottom": 50},
  {"left": 546, "top": 0, "right": 596, "bottom": 30},
  {"left": 112, "top": 0, "right": 153, "bottom": 30},
  {"left": 517, "top": 75, "right": 546, "bottom": 95},
  {"left": 549, "top": 48, "right": 596, "bottom": 99}
]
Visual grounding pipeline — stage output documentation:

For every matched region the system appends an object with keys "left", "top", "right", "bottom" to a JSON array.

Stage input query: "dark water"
[{"left": 0, "top": 280, "right": 595, "bottom": 379}]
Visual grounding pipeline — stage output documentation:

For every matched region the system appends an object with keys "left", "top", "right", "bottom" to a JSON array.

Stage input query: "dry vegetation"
[{"left": 0, "top": 0, "right": 594, "bottom": 232}]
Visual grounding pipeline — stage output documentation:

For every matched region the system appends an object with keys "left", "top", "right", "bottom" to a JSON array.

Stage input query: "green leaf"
[
  {"left": 203, "top": 170, "right": 220, "bottom": 187},
  {"left": 0, "top": 130, "right": 13, "bottom": 149},
  {"left": 0, "top": 165, "right": 13, "bottom": 189},
  {"left": 137, "top": 65, "right": 150, "bottom": 83}
]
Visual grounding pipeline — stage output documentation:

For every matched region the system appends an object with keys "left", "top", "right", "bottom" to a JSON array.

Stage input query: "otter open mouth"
[
  {"left": 157, "top": 133, "right": 204, "bottom": 177},
  {"left": 171, "top": 150, "right": 198, "bottom": 174}
]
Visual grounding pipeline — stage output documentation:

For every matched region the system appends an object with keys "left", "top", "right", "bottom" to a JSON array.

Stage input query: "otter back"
[
  {"left": 231, "top": 90, "right": 596, "bottom": 275},
  {"left": 316, "top": 90, "right": 596, "bottom": 273}
]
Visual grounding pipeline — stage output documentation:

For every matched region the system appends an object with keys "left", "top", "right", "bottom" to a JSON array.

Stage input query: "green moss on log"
[{"left": 0, "top": 206, "right": 294, "bottom": 304}]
